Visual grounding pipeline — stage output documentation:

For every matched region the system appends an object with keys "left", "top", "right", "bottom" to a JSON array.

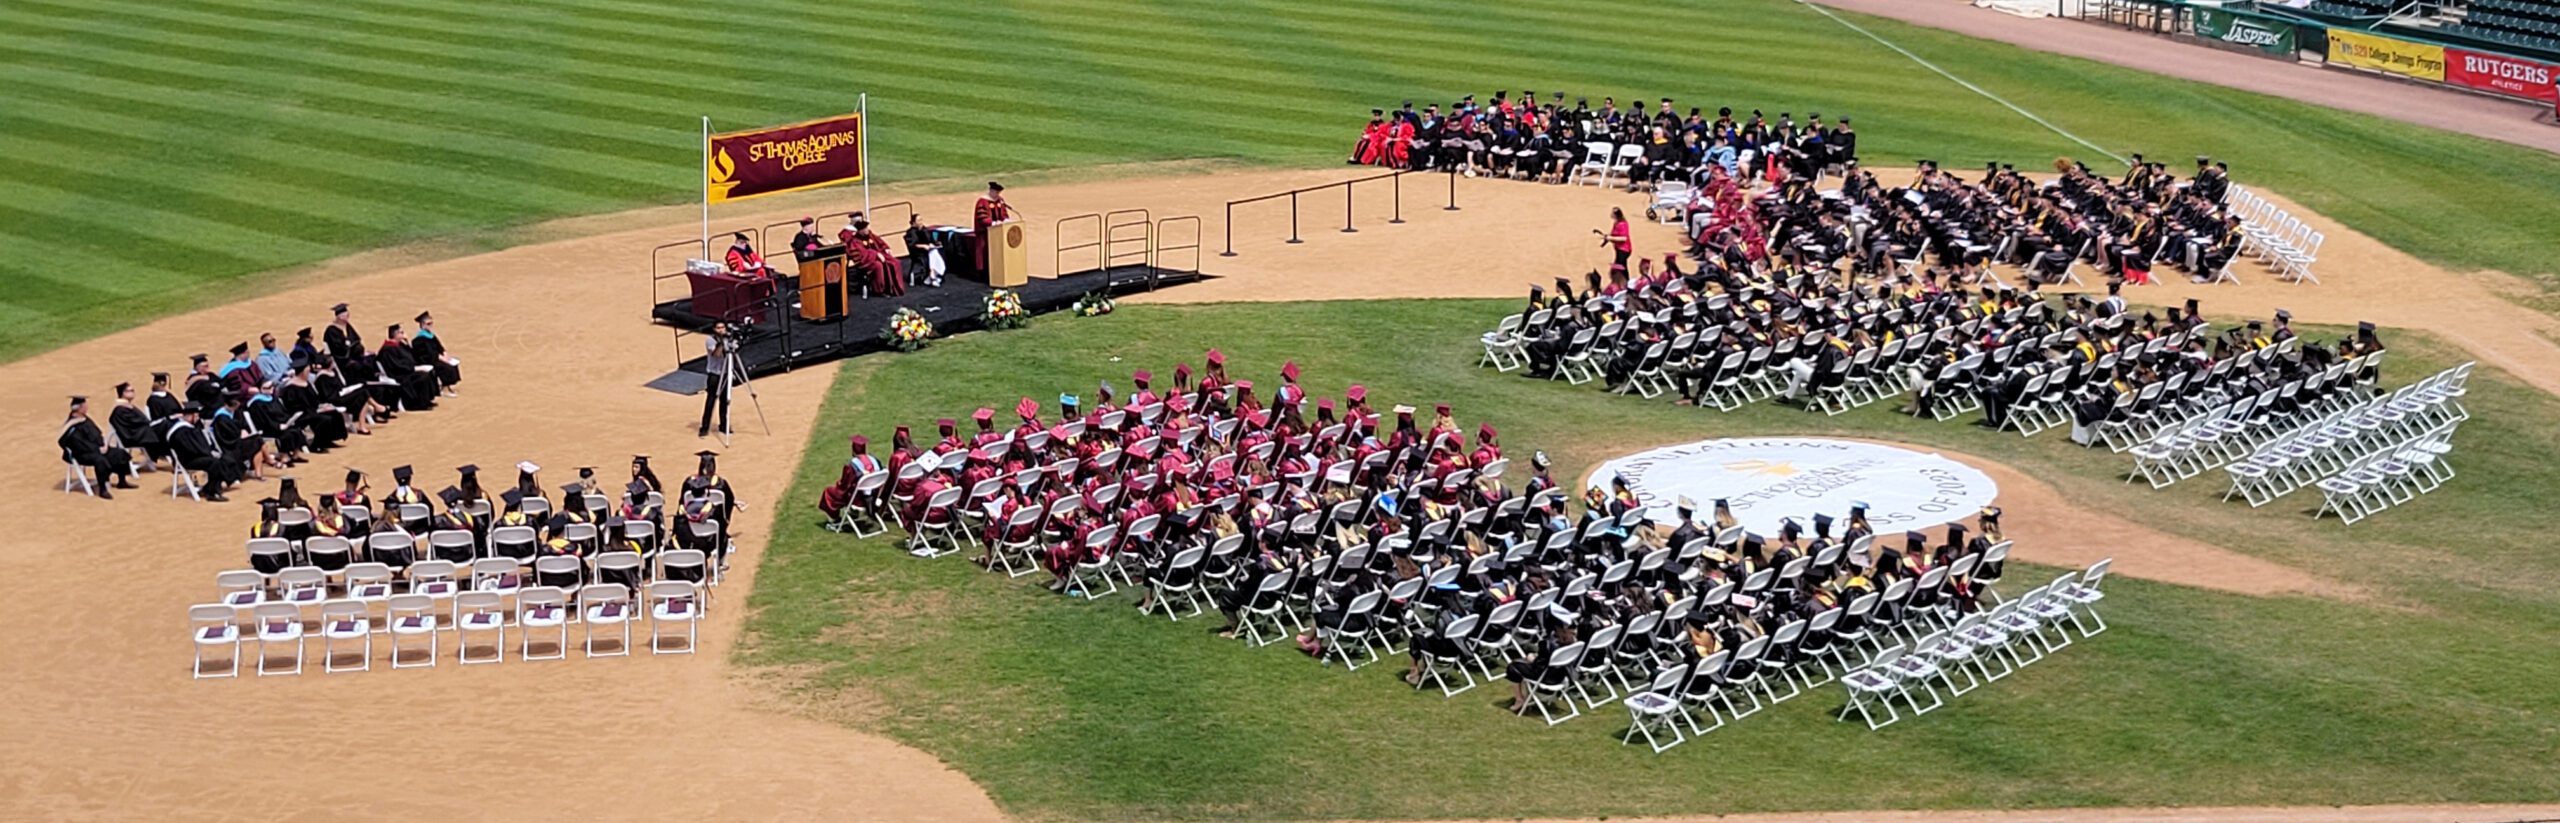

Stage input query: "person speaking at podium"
[
  {"left": 724, "top": 232, "right": 778, "bottom": 279},
  {"left": 790, "top": 216, "right": 826, "bottom": 255},
  {"left": 973, "top": 181, "right": 1014, "bottom": 273}
]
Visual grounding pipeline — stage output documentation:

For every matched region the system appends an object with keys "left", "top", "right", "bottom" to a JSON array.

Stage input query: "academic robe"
[
  {"left": 281, "top": 382, "right": 347, "bottom": 451},
  {"left": 411, "top": 329, "right": 461, "bottom": 389},
  {"left": 167, "top": 420, "right": 243, "bottom": 487},
  {"left": 374, "top": 340, "right": 439, "bottom": 411},
  {"left": 245, "top": 395, "right": 307, "bottom": 455},
  {"left": 59, "top": 416, "right": 132, "bottom": 479},
  {"left": 972, "top": 196, "right": 1013, "bottom": 272},
  {"left": 109, "top": 403, "right": 163, "bottom": 461}
]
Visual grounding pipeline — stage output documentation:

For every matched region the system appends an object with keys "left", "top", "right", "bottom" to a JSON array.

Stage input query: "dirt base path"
[
  {"left": 1809, "top": 0, "right": 2560, "bottom": 156},
  {"left": 0, "top": 164, "right": 2531, "bottom": 820}
]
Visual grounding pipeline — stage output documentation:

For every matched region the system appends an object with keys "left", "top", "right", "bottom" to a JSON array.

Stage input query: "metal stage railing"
[
  {"left": 1056, "top": 212, "right": 1103, "bottom": 275},
  {"left": 1219, "top": 168, "right": 1458, "bottom": 257},
  {"left": 1152, "top": 216, "right": 1202, "bottom": 289},
  {"left": 757, "top": 200, "right": 914, "bottom": 259}
]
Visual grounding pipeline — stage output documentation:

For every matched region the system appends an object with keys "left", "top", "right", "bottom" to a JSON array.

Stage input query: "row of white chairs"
[
  {"left": 1836, "top": 560, "right": 2110, "bottom": 730},
  {"left": 2310, "top": 424, "right": 2460, "bottom": 525},
  {"left": 2228, "top": 186, "right": 2323, "bottom": 285},
  {"left": 191, "top": 549, "right": 715, "bottom": 678},
  {"left": 190, "top": 579, "right": 704, "bottom": 677},
  {"left": 2123, "top": 351, "right": 2390, "bottom": 489},
  {"left": 2222, "top": 363, "right": 2470, "bottom": 509}
]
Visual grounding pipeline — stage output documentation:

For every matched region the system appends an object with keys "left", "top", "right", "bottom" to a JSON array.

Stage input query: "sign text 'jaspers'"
[{"left": 705, "top": 113, "right": 866, "bottom": 204}]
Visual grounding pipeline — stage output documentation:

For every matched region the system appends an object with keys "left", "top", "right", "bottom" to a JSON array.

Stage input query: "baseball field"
[{"left": 8, "top": 1, "right": 2560, "bottom": 821}]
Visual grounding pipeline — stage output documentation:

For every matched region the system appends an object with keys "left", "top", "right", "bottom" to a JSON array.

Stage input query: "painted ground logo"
[{"left": 1587, "top": 437, "right": 1998, "bottom": 534}]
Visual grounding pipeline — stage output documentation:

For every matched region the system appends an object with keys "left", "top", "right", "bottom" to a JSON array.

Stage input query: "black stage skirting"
[{"left": 652, "top": 265, "right": 1206, "bottom": 378}]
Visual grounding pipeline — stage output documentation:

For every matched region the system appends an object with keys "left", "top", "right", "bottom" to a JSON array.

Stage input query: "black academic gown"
[
  {"left": 184, "top": 376, "right": 223, "bottom": 412},
  {"left": 210, "top": 410, "right": 261, "bottom": 466},
  {"left": 280, "top": 382, "right": 346, "bottom": 451},
  {"left": 410, "top": 331, "right": 461, "bottom": 388},
  {"left": 168, "top": 420, "right": 242, "bottom": 486},
  {"left": 58, "top": 417, "right": 132, "bottom": 479},
  {"left": 109, "top": 403, "right": 163, "bottom": 461},
  {"left": 375, "top": 342, "right": 438, "bottom": 410},
  {"left": 245, "top": 396, "right": 307, "bottom": 455}
]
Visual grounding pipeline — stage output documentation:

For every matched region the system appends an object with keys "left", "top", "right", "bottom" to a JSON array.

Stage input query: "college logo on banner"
[
  {"left": 2327, "top": 29, "right": 2446, "bottom": 82},
  {"left": 1587, "top": 437, "right": 1998, "bottom": 535},
  {"left": 2447, "top": 48, "right": 2560, "bottom": 104},
  {"left": 706, "top": 113, "right": 865, "bottom": 205}
]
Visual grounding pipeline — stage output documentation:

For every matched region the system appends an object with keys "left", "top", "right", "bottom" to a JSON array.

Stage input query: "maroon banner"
[
  {"left": 706, "top": 113, "right": 865, "bottom": 204},
  {"left": 2445, "top": 48, "right": 2559, "bottom": 106}
]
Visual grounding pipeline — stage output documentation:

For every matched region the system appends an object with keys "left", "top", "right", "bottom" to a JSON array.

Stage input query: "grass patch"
[
  {"left": 5, "top": 0, "right": 2560, "bottom": 361},
  {"left": 741, "top": 299, "right": 2560, "bottom": 820}
]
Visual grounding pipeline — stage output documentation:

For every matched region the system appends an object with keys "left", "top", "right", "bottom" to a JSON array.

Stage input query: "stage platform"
[{"left": 651, "top": 265, "right": 1207, "bottom": 379}]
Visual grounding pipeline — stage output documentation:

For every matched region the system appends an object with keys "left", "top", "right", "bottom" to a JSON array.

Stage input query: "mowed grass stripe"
[
  {"left": 4, "top": 1, "right": 692, "bottom": 171},
  {"left": 0, "top": 81, "right": 571, "bottom": 220},
  {"left": 0, "top": 60, "right": 627, "bottom": 212}
]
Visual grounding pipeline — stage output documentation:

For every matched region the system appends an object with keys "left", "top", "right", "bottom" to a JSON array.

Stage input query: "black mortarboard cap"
[
  {"left": 344, "top": 468, "right": 363, "bottom": 484},
  {"left": 391, "top": 465, "right": 413, "bottom": 483},
  {"left": 457, "top": 464, "right": 479, "bottom": 475},
  {"left": 229, "top": 342, "right": 249, "bottom": 356},
  {"left": 415, "top": 310, "right": 432, "bottom": 323},
  {"left": 438, "top": 488, "right": 465, "bottom": 507},
  {"left": 500, "top": 489, "right": 525, "bottom": 509},
  {"left": 2358, "top": 321, "right": 2376, "bottom": 335}
]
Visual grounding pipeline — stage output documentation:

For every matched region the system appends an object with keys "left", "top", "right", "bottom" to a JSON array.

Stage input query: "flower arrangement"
[
  {"left": 982, "top": 288, "right": 1030, "bottom": 331},
  {"left": 1071, "top": 290, "right": 1116, "bottom": 318},
  {"left": 882, "top": 307, "right": 934, "bottom": 352}
]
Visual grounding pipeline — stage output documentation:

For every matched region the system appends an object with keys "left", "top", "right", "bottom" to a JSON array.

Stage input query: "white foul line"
[{"left": 1795, "top": 0, "right": 2131, "bottom": 166}]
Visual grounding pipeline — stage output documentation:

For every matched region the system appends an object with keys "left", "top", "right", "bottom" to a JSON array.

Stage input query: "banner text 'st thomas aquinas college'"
[{"left": 705, "top": 113, "right": 865, "bottom": 205}]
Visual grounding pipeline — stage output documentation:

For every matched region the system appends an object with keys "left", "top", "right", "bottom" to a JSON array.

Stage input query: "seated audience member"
[{"left": 59, "top": 395, "right": 137, "bottom": 497}]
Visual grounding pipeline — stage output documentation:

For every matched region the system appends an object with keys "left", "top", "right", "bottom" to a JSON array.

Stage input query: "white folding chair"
[
  {"left": 454, "top": 591, "right": 506, "bottom": 665},
  {"left": 189, "top": 603, "right": 242, "bottom": 679},
  {"left": 386, "top": 593, "right": 438, "bottom": 669},
  {"left": 648, "top": 580, "right": 703, "bottom": 654},
  {"left": 515, "top": 586, "right": 571, "bottom": 661},
  {"left": 318, "top": 600, "right": 373, "bottom": 673},
  {"left": 579, "top": 583, "right": 634, "bottom": 658}
]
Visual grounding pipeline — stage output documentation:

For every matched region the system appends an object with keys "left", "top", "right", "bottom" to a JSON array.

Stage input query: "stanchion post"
[
  {"left": 1287, "top": 191, "right": 1302, "bottom": 244},
  {"left": 1341, "top": 183, "right": 1357, "bottom": 233},
  {"left": 1221, "top": 202, "right": 1237, "bottom": 257},
  {"left": 1445, "top": 168, "right": 1460, "bottom": 211},
  {"left": 1390, "top": 171, "right": 1405, "bottom": 224}
]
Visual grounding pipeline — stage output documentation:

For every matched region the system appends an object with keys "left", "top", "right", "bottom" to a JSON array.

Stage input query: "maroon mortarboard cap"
[
  {"left": 1173, "top": 363, "right": 1193, "bottom": 380},
  {"left": 1166, "top": 394, "right": 1190, "bottom": 413},
  {"left": 894, "top": 425, "right": 911, "bottom": 437},
  {"left": 1317, "top": 397, "right": 1336, "bottom": 411},
  {"left": 850, "top": 434, "right": 869, "bottom": 448},
  {"left": 1133, "top": 369, "right": 1152, "bottom": 385},
  {"left": 1247, "top": 410, "right": 1270, "bottom": 428},
  {"left": 1479, "top": 423, "right": 1497, "bottom": 440},
  {"left": 1435, "top": 403, "right": 1452, "bottom": 416},
  {"left": 1205, "top": 348, "right": 1225, "bottom": 366},
  {"left": 972, "top": 407, "right": 994, "bottom": 423},
  {"left": 1235, "top": 380, "right": 1253, "bottom": 391},
  {"left": 1016, "top": 397, "right": 1039, "bottom": 420},
  {"left": 1281, "top": 361, "right": 1301, "bottom": 381},
  {"left": 1345, "top": 384, "right": 1368, "bottom": 402},
  {"left": 1049, "top": 424, "right": 1072, "bottom": 440},
  {"left": 936, "top": 418, "right": 956, "bottom": 432}
]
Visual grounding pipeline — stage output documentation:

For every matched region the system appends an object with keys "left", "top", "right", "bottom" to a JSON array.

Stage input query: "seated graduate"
[
  {"left": 59, "top": 395, "right": 137, "bottom": 498},
  {"left": 409, "top": 311, "right": 461, "bottom": 395},
  {"left": 244, "top": 380, "right": 310, "bottom": 466},
  {"left": 818, "top": 434, "right": 884, "bottom": 522},
  {"left": 208, "top": 395, "right": 270, "bottom": 480}
]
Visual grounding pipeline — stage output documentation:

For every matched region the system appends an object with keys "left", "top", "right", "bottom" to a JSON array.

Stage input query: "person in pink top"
[{"left": 1598, "top": 207, "right": 1632, "bottom": 274}]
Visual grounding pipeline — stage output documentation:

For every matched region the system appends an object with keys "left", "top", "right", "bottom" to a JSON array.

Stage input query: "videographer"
[{"left": 697, "top": 322, "right": 735, "bottom": 438}]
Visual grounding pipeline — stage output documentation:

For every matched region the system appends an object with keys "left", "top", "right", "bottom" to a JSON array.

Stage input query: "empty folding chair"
[
  {"left": 454, "top": 591, "right": 506, "bottom": 665},
  {"left": 385, "top": 593, "right": 438, "bottom": 669},
  {"left": 515, "top": 586, "right": 571, "bottom": 661},
  {"left": 648, "top": 580, "right": 703, "bottom": 654},
  {"left": 214, "top": 569, "right": 267, "bottom": 613},
  {"left": 249, "top": 602, "right": 305, "bottom": 676},
  {"left": 188, "top": 603, "right": 242, "bottom": 679},
  {"left": 1623, "top": 662, "right": 1693, "bottom": 753},
  {"left": 579, "top": 583, "right": 634, "bottom": 658},
  {"left": 318, "top": 600, "right": 373, "bottom": 673}
]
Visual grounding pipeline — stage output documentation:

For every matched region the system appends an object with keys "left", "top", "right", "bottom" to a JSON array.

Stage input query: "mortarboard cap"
[
  {"left": 517, "top": 461, "right": 540, "bottom": 475},
  {"left": 414, "top": 310, "right": 433, "bottom": 323},
  {"left": 501, "top": 489, "right": 525, "bottom": 509},
  {"left": 332, "top": 303, "right": 350, "bottom": 314},
  {"left": 973, "top": 407, "right": 994, "bottom": 424},
  {"left": 1391, "top": 404, "right": 1415, "bottom": 416},
  {"left": 1059, "top": 393, "right": 1080, "bottom": 408},
  {"left": 438, "top": 488, "right": 466, "bottom": 507},
  {"left": 1132, "top": 369, "right": 1152, "bottom": 385},
  {"left": 936, "top": 417, "right": 956, "bottom": 432},
  {"left": 391, "top": 465, "right": 414, "bottom": 484},
  {"left": 1280, "top": 361, "right": 1300, "bottom": 381},
  {"left": 229, "top": 342, "right": 250, "bottom": 356},
  {"left": 456, "top": 464, "right": 479, "bottom": 476},
  {"left": 1204, "top": 348, "right": 1225, "bottom": 366}
]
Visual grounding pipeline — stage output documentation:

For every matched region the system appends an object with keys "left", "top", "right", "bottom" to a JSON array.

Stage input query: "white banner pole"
[
  {"left": 700, "top": 115, "right": 712, "bottom": 259},
  {"left": 859, "top": 93, "right": 872, "bottom": 215}
]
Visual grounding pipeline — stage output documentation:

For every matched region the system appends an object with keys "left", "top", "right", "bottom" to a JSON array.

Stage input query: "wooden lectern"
[
  {"left": 797, "top": 245, "right": 848, "bottom": 321},
  {"left": 986, "top": 219, "right": 1028, "bottom": 287}
]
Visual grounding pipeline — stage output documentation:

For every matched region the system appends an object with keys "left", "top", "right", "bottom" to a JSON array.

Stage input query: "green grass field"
[
  {"left": 5, "top": 0, "right": 2560, "bottom": 361},
  {"left": 743, "top": 302, "right": 2560, "bottom": 821}
]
